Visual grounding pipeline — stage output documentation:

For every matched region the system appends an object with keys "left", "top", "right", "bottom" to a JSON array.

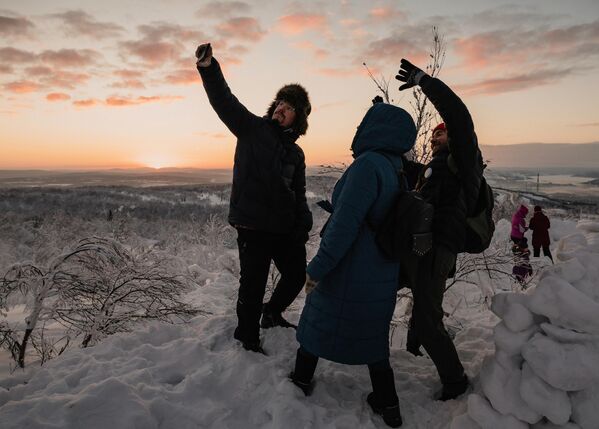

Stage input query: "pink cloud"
[
  {"left": 195, "top": 1, "right": 251, "bottom": 19},
  {"left": 362, "top": 37, "right": 427, "bottom": 67},
  {"left": 3, "top": 80, "right": 42, "bottom": 94},
  {"left": 216, "top": 17, "right": 266, "bottom": 42},
  {"left": 0, "top": 47, "right": 36, "bottom": 63},
  {"left": 0, "top": 64, "right": 13, "bottom": 74},
  {"left": 73, "top": 98, "right": 99, "bottom": 107},
  {"left": 0, "top": 15, "right": 35, "bottom": 38},
  {"left": 165, "top": 69, "right": 200, "bottom": 85},
  {"left": 113, "top": 69, "right": 144, "bottom": 79},
  {"left": 369, "top": 7, "right": 405, "bottom": 21},
  {"left": 39, "top": 49, "right": 100, "bottom": 68},
  {"left": 50, "top": 10, "right": 124, "bottom": 39},
  {"left": 25, "top": 66, "right": 53, "bottom": 76},
  {"left": 293, "top": 41, "right": 329, "bottom": 59},
  {"left": 46, "top": 92, "right": 71, "bottom": 101},
  {"left": 121, "top": 40, "right": 182, "bottom": 65},
  {"left": 105, "top": 95, "right": 183, "bottom": 107},
  {"left": 315, "top": 67, "right": 361, "bottom": 78},
  {"left": 43, "top": 71, "right": 91, "bottom": 90},
  {"left": 137, "top": 23, "right": 205, "bottom": 42},
  {"left": 276, "top": 13, "right": 327, "bottom": 35},
  {"left": 455, "top": 69, "right": 569, "bottom": 96}
]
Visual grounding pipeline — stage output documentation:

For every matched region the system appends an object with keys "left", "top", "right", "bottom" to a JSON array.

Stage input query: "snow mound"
[{"left": 455, "top": 220, "right": 599, "bottom": 429}]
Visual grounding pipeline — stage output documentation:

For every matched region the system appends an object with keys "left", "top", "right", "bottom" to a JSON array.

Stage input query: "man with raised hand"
[
  {"left": 195, "top": 43, "right": 313, "bottom": 354},
  {"left": 395, "top": 58, "right": 485, "bottom": 400}
]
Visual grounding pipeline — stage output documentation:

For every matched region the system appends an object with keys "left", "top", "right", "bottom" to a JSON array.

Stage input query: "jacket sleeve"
[
  {"left": 197, "top": 58, "right": 260, "bottom": 137},
  {"left": 419, "top": 75, "right": 481, "bottom": 176},
  {"left": 292, "top": 150, "right": 313, "bottom": 237},
  {"left": 306, "top": 158, "right": 378, "bottom": 281}
]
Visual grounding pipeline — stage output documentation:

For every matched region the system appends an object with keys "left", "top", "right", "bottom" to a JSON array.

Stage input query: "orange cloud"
[
  {"left": 73, "top": 98, "right": 99, "bottom": 107},
  {"left": 216, "top": 17, "right": 265, "bottom": 42},
  {"left": 362, "top": 36, "right": 427, "bottom": 67},
  {"left": 3, "top": 80, "right": 42, "bottom": 94},
  {"left": 276, "top": 13, "right": 327, "bottom": 35},
  {"left": 50, "top": 10, "right": 124, "bottom": 39},
  {"left": 0, "top": 15, "right": 35, "bottom": 38},
  {"left": 111, "top": 79, "right": 146, "bottom": 89},
  {"left": 165, "top": 69, "right": 199, "bottom": 85},
  {"left": 105, "top": 95, "right": 183, "bottom": 106},
  {"left": 0, "top": 47, "right": 36, "bottom": 63},
  {"left": 46, "top": 92, "right": 71, "bottom": 101},
  {"left": 39, "top": 49, "right": 99, "bottom": 68}
]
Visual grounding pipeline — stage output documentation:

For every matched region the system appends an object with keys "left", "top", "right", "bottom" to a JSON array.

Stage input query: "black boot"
[
  {"left": 233, "top": 327, "right": 266, "bottom": 355},
  {"left": 434, "top": 374, "right": 469, "bottom": 401},
  {"left": 290, "top": 348, "right": 317, "bottom": 396},
  {"left": 261, "top": 303, "right": 297, "bottom": 329},
  {"left": 368, "top": 368, "right": 402, "bottom": 428}
]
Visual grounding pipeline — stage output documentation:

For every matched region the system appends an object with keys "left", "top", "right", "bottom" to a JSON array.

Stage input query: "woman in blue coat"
[{"left": 292, "top": 103, "right": 416, "bottom": 428}]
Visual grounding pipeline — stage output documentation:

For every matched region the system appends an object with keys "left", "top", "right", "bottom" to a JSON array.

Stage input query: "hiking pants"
[
  {"left": 533, "top": 245, "right": 553, "bottom": 262},
  {"left": 235, "top": 228, "right": 306, "bottom": 342},
  {"left": 407, "top": 245, "right": 465, "bottom": 385}
]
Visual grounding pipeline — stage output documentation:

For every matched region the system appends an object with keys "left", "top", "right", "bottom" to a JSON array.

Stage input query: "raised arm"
[
  {"left": 196, "top": 43, "right": 259, "bottom": 137},
  {"left": 396, "top": 59, "right": 481, "bottom": 175}
]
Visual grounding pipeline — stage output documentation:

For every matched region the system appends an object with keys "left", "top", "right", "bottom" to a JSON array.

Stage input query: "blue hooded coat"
[{"left": 296, "top": 103, "right": 416, "bottom": 364}]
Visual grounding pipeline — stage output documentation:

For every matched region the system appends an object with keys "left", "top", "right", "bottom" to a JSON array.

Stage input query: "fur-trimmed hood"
[{"left": 266, "top": 83, "right": 311, "bottom": 137}]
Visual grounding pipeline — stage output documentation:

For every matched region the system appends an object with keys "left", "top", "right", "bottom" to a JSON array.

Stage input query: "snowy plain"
[{"left": 0, "top": 182, "right": 598, "bottom": 428}]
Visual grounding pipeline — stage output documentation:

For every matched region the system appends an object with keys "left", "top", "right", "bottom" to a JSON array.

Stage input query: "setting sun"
[{"left": 136, "top": 154, "right": 179, "bottom": 169}]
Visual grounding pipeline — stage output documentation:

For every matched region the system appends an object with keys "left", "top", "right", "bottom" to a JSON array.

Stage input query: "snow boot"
[
  {"left": 233, "top": 327, "right": 266, "bottom": 355},
  {"left": 290, "top": 348, "right": 318, "bottom": 396},
  {"left": 435, "top": 374, "right": 469, "bottom": 401},
  {"left": 260, "top": 303, "right": 297, "bottom": 329},
  {"left": 367, "top": 367, "right": 402, "bottom": 428}
]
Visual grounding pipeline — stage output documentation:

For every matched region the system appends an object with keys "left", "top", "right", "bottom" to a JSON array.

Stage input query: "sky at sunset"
[{"left": 1, "top": 0, "right": 598, "bottom": 169}]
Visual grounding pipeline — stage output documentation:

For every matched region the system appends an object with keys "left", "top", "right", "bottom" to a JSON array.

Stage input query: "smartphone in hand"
[{"left": 195, "top": 43, "right": 212, "bottom": 65}]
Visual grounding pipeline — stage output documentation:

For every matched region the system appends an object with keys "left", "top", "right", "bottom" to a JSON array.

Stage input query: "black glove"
[
  {"left": 395, "top": 58, "right": 427, "bottom": 91},
  {"left": 372, "top": 95, "right": 384, "bottom": 105},
  {"left": 195, "top": 43, "right": 213, "bottom": 68}
]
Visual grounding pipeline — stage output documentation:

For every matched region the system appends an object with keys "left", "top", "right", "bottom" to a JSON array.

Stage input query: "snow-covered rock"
[
  {"left": 467, "top": 393, "right": 528, "bottom": 429},
  {"left": 570, "top": 384, "right": 599, "bottom": 429}
]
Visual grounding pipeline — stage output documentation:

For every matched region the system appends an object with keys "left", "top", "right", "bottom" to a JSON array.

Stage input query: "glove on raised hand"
[{"left": 395, "top": 58, "right": 427, "bottom": 91}]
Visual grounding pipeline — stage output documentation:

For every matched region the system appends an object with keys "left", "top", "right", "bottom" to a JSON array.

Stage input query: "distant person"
[
  {"left": 393, "top": 58, "right": 485, "bottom": 401},
  {"left": 291, "top": 103, "right": 417, "bottom": 428},
  {"left": 529, "top": 205, "right": 553, "bottom": 262},
  {"left": 195, "top": 43, "right": 313, "bottom": 354},
  {"left": 512, "top": 237, "right": 533, "bottom": 285},
  {"left": 511, "top": 204, "right": 529, "bottom": 245}
]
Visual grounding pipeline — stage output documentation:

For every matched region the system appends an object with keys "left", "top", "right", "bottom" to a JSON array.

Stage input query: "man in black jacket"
[
  {"left": 395, "top": 59, "right": 484, "bottom": 400},
  {"left": 196, "top": 43, "right": 313, "bottom": 353}
]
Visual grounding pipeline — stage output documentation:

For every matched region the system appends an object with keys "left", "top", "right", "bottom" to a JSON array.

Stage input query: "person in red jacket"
[{"left": 529, "top": 205, "right": 553, "bottom": 263}]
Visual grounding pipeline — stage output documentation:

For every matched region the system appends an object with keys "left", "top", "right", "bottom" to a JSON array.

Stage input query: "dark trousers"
[
  {"left": 235, "top": 228, "right": 306, "bottom": 342},
  {"left": 293, "top": 347, "right": 397, "bottom": 404},
  {"left": 533, "top": 245, "right": 553, "bottom": 261},
  {"left": 405, "top": 245, "right": 465, "bottom": 385}
]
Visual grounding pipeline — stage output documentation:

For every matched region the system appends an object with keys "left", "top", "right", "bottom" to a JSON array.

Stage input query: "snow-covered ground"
[{"left": 0, "top": 195, "right": 598, "bottom": 428}]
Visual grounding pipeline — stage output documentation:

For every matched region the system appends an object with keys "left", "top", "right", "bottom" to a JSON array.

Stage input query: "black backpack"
[
  {"left": 448, "top": 154, "right": 495, "bottom": 254},
  {"left": 372, "top": 153, "right": 434, "bottom": 262}
]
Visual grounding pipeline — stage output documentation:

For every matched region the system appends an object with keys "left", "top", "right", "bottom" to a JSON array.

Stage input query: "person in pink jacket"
[{"left": 510, "top": 205, "right": 528, "bottom": 245}]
